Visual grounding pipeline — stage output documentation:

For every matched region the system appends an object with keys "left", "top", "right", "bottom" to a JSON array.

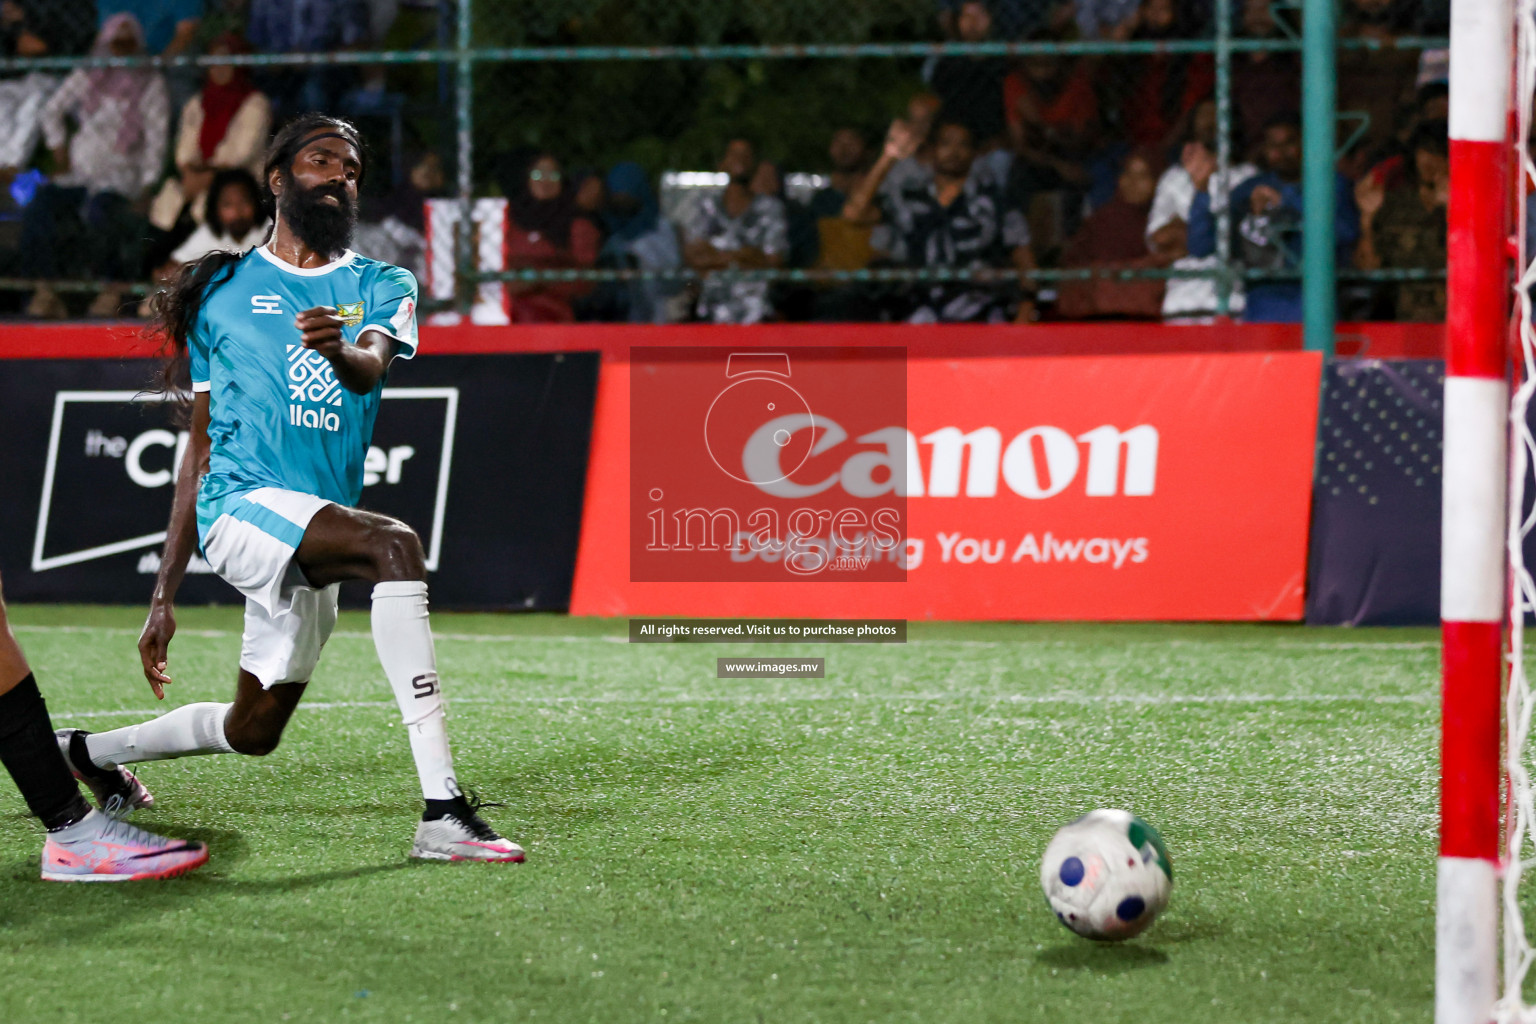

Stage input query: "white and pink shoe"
[
  {"left": 410, "top": 796, "right": 524, "bottom": 862},
  {"left": 41, "top": 811, "right": 208, "bottom": 882}
]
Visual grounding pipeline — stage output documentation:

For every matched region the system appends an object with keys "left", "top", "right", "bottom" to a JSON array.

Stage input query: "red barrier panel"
[
  {"left": 570, "top": 345, "right": 1323, "bottom": 621},
  {"left": 0, "top": 321, "right": 1443, "bottom": 360}
]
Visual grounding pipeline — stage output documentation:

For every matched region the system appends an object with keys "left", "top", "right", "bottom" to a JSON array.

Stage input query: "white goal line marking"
[
  {"left": 51, "top": 691, "right": 1433, "bottom": 721},
  {"left": 9, "top": 624, "right": 1439, "bottom": 651}
]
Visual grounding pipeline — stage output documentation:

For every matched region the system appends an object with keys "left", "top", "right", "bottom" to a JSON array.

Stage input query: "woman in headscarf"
[
  {"left": 25, "top": 12, "right": 170, "bottom": 317},
  {"left": 1056, "top": 148, "right": 1169, "bottom": 319},
  {"left": 149, "top": 32, "right": 272, "bottom": 239},
  {"left": 597, "top": 161, "right": 681, "bottom": 323},
  {"left": 502, "top": 150, "right": 601, "bottom": 323}
]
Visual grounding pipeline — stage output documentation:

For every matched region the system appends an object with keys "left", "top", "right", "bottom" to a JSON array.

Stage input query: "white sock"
[
  {"left": 371, "top": 580, "right": 458, "bottom": 801},
  {"left": 85, "top": 702, "right": 236, "bottom": 767},
  {"left": 48, "top": 808, "right": 104, "bottom": 839}
]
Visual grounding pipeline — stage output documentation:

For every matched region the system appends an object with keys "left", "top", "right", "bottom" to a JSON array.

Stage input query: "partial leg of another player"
[
  {"left": 0, "top": 574, "right": 207, "bottom": 881},
  {"left": 297, "top": 504, "right": 524, "bottom": 863}
]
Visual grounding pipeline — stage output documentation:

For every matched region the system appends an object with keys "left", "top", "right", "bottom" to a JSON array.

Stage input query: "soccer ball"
[{"left": 1040, "top": 809, "right": 1173, "bottom": 941}]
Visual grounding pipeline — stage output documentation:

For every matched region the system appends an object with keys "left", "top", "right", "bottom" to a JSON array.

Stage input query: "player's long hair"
[{"left": 146, "top": 114, "right": 365, "bottom": 420}]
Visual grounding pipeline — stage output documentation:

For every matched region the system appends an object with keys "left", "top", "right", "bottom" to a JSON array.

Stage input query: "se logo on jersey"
[{"left": 336, "top": 302, "right": 365, "bottom": 326}]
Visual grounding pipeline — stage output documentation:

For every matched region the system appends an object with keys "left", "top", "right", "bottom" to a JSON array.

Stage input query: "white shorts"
[{"left": 201, "top": 487, "right": 339, "bottom": 688}]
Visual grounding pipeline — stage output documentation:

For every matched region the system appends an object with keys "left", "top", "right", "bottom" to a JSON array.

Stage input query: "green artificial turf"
[{"left": 0, "top": 607, "right": 1446, "bottom": 1023}]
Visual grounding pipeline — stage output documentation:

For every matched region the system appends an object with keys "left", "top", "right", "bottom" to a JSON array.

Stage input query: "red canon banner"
[{"left": 572, "top": 347, "right": 1322, "bottom": 621}]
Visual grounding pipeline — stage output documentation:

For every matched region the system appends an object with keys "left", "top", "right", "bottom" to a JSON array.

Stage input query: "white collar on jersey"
[{"left": 254, "top": 244, "right": 357, "bottom": 277}]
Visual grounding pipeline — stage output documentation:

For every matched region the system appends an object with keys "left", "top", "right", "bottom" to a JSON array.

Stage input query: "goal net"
[{"left": 1505, "top": 2, "right": 1536, "bottom": 1018}]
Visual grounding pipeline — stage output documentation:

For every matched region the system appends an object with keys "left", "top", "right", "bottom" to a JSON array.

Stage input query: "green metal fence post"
[
  {"left": 1302, "top": 0, "right": 1337, "bottom": 355},
  {"left": 455, "top": 0, "right": 474, "bottom": 319},
  {"left": 1215, "top": 0, "right": 1233, "bottom": 317}
]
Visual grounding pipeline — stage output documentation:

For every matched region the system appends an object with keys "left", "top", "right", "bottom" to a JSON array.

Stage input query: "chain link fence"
[{"left": 0, "top": 0, "right": 1449, "bottom": 324}]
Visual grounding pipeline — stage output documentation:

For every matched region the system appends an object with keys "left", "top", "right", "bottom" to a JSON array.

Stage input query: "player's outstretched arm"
[
  {"left": 138, "top": 392, "right": 211, "bottom": 700},
  {"left": 296, "top": 307, "right": 398, "bottom": 394}
]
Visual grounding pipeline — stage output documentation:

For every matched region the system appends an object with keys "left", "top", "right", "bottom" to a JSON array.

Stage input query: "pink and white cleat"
[
  {"left": 55, "top": 729, "right": 153, "bottom": 813},
  {"left": 41, "top": 810, "right": 208, "bottom": 882},
  {"left": 410, "top": 794, "right": 524, "bottom": 863}
]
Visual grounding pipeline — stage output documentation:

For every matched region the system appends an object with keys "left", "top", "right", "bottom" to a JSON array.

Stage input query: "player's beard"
[{"left": 281, "top": 177, "right": 357, "bottom": 258}]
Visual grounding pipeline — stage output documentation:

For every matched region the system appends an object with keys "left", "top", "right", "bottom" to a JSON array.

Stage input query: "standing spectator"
[
  {"left": 1188, "top": 114, "right": 1359, "bottom": 322},
  {"left": 681, "top": 139, "right": 788, "bottom": 324},
  {"left": 0, "top": 2, "right": 90, "bottom": 186},
  {"left": 247, "top": 0, "right": 370, "bottom": 115},
  {"left": 148, "top": 33, "right": 272, "bottom": 244},
  {"left": 1231, "top": 0, "right": 1300, "bottom": 159},
  {"left": 1112, "top": 0, "right": 1214, "bottom": 151},
  {"left": 925, "top": 2, "right": 1009, "bottom": 151},
  {"left": 595, "top": 161, "right": 682, "bottom": 324},
  {"left": 25, "top": 13, "right": 169, "bottom": 318},
  {"left": 1003, "top": 38, "right": 1099, "bottom": 257},
  {"left": 1057, "top": 148, "right": 1168, "bottom": 319},
  {"left": 846, "top": 120, "right": 1035, "bottom": 323},
  {"left": 97, "top": 0, "right": 200, "bottom": 57},
  {"left": 1336, "top": 0, "right": 1420, "bottom": 175},
  {"left": 1145, "top": 99, "right": 1257, "bottom": 320},
  {"left": 1354, "top": 120, "right": 1448, "bottom": 322},
  {"left": 501, "top": 151, "right": 601, "bottom": 323}
]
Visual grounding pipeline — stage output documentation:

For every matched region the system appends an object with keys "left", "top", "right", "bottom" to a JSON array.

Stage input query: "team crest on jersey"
[
  {"left": 286, "top": 345, "right": 343, "bottom": 431},
  {"left": 336, "top": 301, "right": 365, "bottom": 326}
]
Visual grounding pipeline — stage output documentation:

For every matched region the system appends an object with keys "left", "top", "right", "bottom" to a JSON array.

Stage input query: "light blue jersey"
[{"left": 189, "top": 245, "right": 419, "bottom": 542}]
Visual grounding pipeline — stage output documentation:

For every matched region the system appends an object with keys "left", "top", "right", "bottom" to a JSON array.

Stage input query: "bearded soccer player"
[
  {"left": 0, "top": 570, "right": 208, "bottom": 880},
  {"left": 55, "top": 115, "right": 524, "bottom": 863}
]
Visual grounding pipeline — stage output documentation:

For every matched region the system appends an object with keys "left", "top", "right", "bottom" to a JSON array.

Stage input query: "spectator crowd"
[{"left": 0, "top": 0, "right": 1453, "bottom": 323}]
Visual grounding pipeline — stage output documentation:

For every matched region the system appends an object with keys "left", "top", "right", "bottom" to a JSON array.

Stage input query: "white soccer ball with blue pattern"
[{"left": 1040, "top": 809, "right": 1173, "bottom": 940}]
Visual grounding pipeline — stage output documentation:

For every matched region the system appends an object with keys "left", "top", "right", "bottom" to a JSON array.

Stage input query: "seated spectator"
[
  {"left": 171, "top": 170, "right": 267, "bottom": 265},
  {"left": 247, "top": 0, "right": 369, "bottom": 116},
  {"left": 1188, "top": 113, "right": 1358, "bottom": 323},
  {"left": 925, "top": 2, "right": 1009, "bottom": 152},
  {"left": 1112, "top": 0, "right": 1214, "bottom": 151},
  {"left": 1057, "top": 148, "right": 1167, "bottom": 319},
  {"left": 1232, "top": 0, "right": 1300, "bottom": 161},
  {"left": 355, "top": 150, "right": 445, "bottom": 281},
  {"left": 846, "top": 120, "right": 1035, "bottom": 323},
  {"left": 149, "top": 34, "right": 272, "bottom": 244},
  {"left": 1354, "top": 120, "right": 1448, "bottom": 322},
  {"left": 1075, "top": 0, "right": 1142, "bottom": 39},
  {"left": 1361, "top": 81, "right": 1448, "bottom": 191},
  {"left": 0, "top": 1, "right": 90, "bottom": 186},
  {"left": 681, "top": 139, "right": 788, "bottom": 324},
  {"left": 594, "top": 161, "right": 682, "bottom": 324},
  {"left": 24, "top": 13, "right": 169, "bottom": 318},
  {"left": 141, "top": 168, "right": 268, "bottom": 316},
  {"left": 1145, "top": 99, "right": 1257, "bottom": 320},
  {"left": 938, "top": 0, "right": 1041, "bottom": 39},
  {"left": 808, "top": 128, "right": 874, "bottom": 270},
  {"left": 503, "top": 151, "right": 600, "bottom": 323},
  {"left": 863, "top": 92, "right": 944, "bottom": 214}
]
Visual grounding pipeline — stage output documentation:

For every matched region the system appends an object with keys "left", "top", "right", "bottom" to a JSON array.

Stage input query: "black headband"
[{"left": 297, "top": 131, "right": 361, "bottom": 156}]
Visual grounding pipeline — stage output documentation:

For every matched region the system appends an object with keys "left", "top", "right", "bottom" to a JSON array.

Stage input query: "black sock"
[
  {"left": 66, "top": 729, "right": 116, "bottom": 783},
  {"left": 422, "top": 796, "right": 467, "bottom": 821},
  {"left": 0, "top": 674, "right": 92, "bottom": 830}
]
